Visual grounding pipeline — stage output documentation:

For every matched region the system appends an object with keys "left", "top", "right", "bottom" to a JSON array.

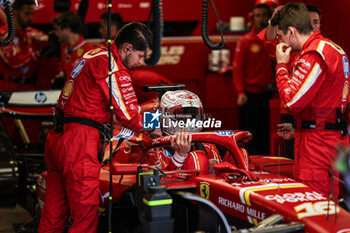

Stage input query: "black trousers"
[{"left": 240, "top": 92, "right": 273, "bottom": 155}]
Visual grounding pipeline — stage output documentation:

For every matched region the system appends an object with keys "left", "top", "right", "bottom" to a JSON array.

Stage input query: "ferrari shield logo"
[
  {"left": 77, "top": 48, "right": 84, "bottom": 57},
  {"left": 200, "top": 183, "right": 210, "bottom": 200}
]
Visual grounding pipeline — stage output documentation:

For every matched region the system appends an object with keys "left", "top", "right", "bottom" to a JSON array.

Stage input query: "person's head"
[
  {"left": 271, "top": 2, "right": 313, "bottom": 50},
  {"left": 252, "top": 4, "right": 271, "bottom": 32},
  {"left": 115, "top": 21, "right": 153, "bottom": 69},
  {"left": 99, "top": 12, "right": 124, "bottom": 39},
  {"left": 255, "top": 0, "right": 280, "bottom": 9},
  {"left": 307, "top": 5, "right": 321, "bottom": 32},
  {"left": 13, "top": 0, "right": 35, "bottom": 30},
  {"left": 160, "top": 90, "right": 204, "bottom": 135},
  {"left": 52, "top": 11, "right": 83, "bottom": 43}
]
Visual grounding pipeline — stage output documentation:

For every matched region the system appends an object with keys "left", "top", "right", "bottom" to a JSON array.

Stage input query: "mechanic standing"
[
  {"left": 258, "top": 4, "right": 322, "bottom": 159},
  {"left": 38, "top": 22, "right": 152, "bottom": 233},
  {"left": 0, "top": 0, "right": 47, "bottom": 88},
  {"left": 99, "top": 12, "right": 124, "bottom": 46},
  {"left": 271, "top": 2, "right": 349, "bottom": 199},
  {"left": 232, "top": 4, "right": 275, "bottom": 155},
  {"left": 51, "top": 11, "right": 95, "bottom": 88}
]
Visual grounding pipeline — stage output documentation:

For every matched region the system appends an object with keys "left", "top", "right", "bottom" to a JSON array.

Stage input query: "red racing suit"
[
  {"left": 257, "top": 28, "right": 301, "bottom": 116},
  {"left": 39, "top": 43, "right": 142, "bottom": 233},
  {"left": 149, "top": 143, "right": 221, "bottom": 174},
  {"left": 0, "top": 25, "right": 47, "bottom": 85},
  {"left": 233, "top": 27, "right": 275, "bottom": 94},
  {"left": 58, "top": 35, "right": 95, "bottom": 78},
  {"left": 275, "top": 31, "right": 350, "bottom": 198}
]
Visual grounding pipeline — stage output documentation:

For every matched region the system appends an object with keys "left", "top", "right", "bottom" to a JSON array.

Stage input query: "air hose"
[
  {"left": 201, "top": 0, "right": 224, "bottom": 50},
  {"left": 0, "top": 0, "right": 15, "bottom": 46},
  {"left": 145, "top": 0, "right": 163, "bottom": 66}
]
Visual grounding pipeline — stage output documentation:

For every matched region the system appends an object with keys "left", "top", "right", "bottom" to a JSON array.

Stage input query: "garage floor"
[{"left": 0, "top": 205, "right": 33, "bottom": 233}]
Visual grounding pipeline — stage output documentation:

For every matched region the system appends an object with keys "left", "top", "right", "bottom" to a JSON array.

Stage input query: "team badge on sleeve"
[
  {"left": 71, "top": 60, "right": 85, "bottom": 78},
  {"left": 343, "top": 56, "right": 349, "bottom": 78}
]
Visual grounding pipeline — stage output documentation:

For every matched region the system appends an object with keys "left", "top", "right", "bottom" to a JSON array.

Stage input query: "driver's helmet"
[{"left": 160, "top": 90, "right": 204, "bottom": 135}]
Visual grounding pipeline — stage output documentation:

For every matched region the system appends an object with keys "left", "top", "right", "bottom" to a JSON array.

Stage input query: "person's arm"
[
  {"left": 258, "top": 27, "right": 279, "bottom": 61},
  {"left": 232, "top": 39, "right": 248, "bottom": 106},
  {"left": 277, "top": 123, "right": 295, "bottom": 139},
  {"left": 166, "top": 131, "right": 192, "bottom": 170},
  {"left": 275, "top": 43, "right": 327, "bottom": 113},
  {"left": 100, "top": 69, "right": 143, "bottom": 132},
  {"left": 257, "top": 5, "right": 283, "bottom": 61},
  {"left": 0, "top": 42, "right": 38, "bottom": 70},
  {"left": 51, "top": 53, "right": 66, "bottom": 87}
]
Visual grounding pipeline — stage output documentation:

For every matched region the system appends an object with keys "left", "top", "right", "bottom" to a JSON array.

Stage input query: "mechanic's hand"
[
  {"left": 51, "top": 71, "right": 66, "bottom": 89},
  {"left": 237, "top": 93, "right": 248, "bottom": 106},
  {"left": 170, "top": 130, "right": 192, "bottom": 157},
  {"left": 266, "top": 5, "right": 284, "bottom": 41},
  {"left": 276, "top": 42, "right": 292, "bottom": 64},
  {"left": 277, "top": 123, "right": 295, "bottom": 140}
]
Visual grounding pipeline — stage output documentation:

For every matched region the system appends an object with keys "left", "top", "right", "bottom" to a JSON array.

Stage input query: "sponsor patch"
[
  {"left": 343, "top": 56, "right": 349, "bottom": 78},
  {"left": 77, "top": 48, "right": 84, "bottom": 57},
  {"left": 342, "top": 81, "right": 349, "bottom": 101},
  {"left": 265, "top": 191, "right": 326, "bottom": 204},
  {"left": 34, "top": 91, "right": 47, "bottom": 103},
  {"left": 62, "top": 80, "right": 74, "bottom": 99},
  {"left": 163, "top": 150, "right": 171, "bottom": 158},
  {"left": 113, "top": 127, "right": 134, "bottom": 139},
  {"left": 250, "top": 43, "right": 260, "bottom": 53},
  {"left": 71, "top": 60, "right": 85, "bottom": 78},
  {"left": 215, "top": 130, "right": 234, "bottom": 136}
]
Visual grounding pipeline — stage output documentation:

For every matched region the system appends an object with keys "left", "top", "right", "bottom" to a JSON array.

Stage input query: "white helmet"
[{"left": 160, "top": 90, "right": 204, "bottom": 135}]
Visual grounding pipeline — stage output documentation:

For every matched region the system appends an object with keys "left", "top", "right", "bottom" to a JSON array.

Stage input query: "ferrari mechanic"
[
  {"left": 232, "top": 3, "right": 275, "bottom": 155},
  {"left": 272, "top": 2, "right": 349, "bottom": 199},
  {"left": 51, "top": 11, "right": 95, "bottom": 88},
  {"left": 0, "top": 0, "right": 47, "bottom": 87},
  {"left": 38, "top": 22, "right": 152, "bottom": 233},
  {"left": 258, "top": 4, "right": 323, "bottom": 159}
]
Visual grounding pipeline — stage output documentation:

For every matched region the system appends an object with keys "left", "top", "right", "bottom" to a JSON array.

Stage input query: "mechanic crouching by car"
[
  {"left": 38, "top": 22, "right": 153, "bottom": 233},
  {"left": 271, "top": 3, "right": 349, "bottom": 199}
]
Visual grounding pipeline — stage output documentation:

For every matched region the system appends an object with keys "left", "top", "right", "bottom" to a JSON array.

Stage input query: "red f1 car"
[
  {"left": 36, "top": 127, "right": 350, "bottom": 233},
  {"left": 1, "top": 88, "right": 349, "bottom": 233}
]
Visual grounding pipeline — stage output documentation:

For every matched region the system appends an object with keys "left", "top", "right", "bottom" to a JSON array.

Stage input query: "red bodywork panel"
[
  {"left": 27, "top": 97, "right": 350, "bottom": 232},
  {"left": 250, "top": 156, "right": 294, "bottom": 179}
]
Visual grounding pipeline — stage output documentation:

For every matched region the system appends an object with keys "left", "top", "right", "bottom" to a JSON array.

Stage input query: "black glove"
[{"left": 52, "top": 77, "right": 65, "bottom": 89}]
